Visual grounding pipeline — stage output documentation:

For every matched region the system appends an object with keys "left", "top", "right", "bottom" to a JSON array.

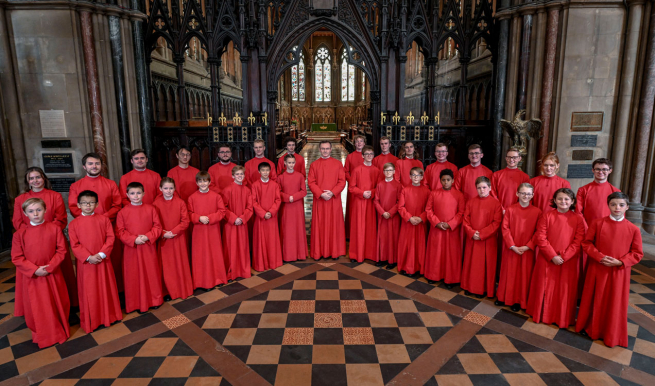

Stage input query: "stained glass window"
[
  {"left": 348, "top": 64, "right": 355, "bottom": 101},
  {"left": 341, "top": 49, "right": 355, "bottom": 101},
  {"left": 291, "top": 66, "right": 298, "bottom": 101},
  {"left": 314, "top": 46, "right": 331, "bottom": 102},
  {"left": 362, "top": 62, "right": 366, "bottom": 100},
  {"left": 291, "top": 47, "right": 305, "bottom": 102},
  {"left": 298, "top": 59, "right": 305, "bottom": 101}
]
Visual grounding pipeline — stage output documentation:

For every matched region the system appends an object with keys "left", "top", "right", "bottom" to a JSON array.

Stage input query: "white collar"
[
  {"left": 30, "top": 221, "right": 44, "bottom": 226},
  {"left": 220, "top": 161, "right": 231, "bottom": 165},
  {"left": 261, "top": 178, "right": 269, "bottom": 183},
  {"left": 130, "top": 202, "right": 143, "bottom": 206},
  {"left": 385, "top": 178, "right": 394, "bottom": 182},
  {"left": 134, "top": 167, "right": 146, "bottom": 172},
  {"left": 164, "top": 195, "right": 173, "bottom": 201},
  {"left": 609, "top": 215, "right": 625, "bottom": 222},
  {"left": 81, "top": 212, "right": 95, "bottom": 216}
]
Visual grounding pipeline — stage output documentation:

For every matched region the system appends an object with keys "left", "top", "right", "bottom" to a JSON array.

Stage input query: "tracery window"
[
  {"left": 361, "top": 61, "right": 366, "bottom": 101},
  {"left": 291, "top": 47, "right": 305, "bottom": 101},
  {"left": 315, "top": 47, "right": 331, "bottom": 102},
  {"left": 341, "top": 49, "right": 355, "bottom": 102}
]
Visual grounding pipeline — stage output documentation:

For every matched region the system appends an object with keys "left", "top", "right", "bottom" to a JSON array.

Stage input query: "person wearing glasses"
[
  {"left": 491, "top": 147, "right": 530, "bottom": 212},
  {"left": 454, "top": 144, "right": 493, "bottom": 201},
  {"left": 529, "top": 152, "right": 571, "bottom": 214},
  {"left": 208, "top": 144, "right": 237, "bottom": 194},
  {"left": 425, "top": 143, "right": 458, "bottom": 191},
  {"left": 167, "top": 146, "right": 200, "bottom": 202},
  {"left": 373, "top": 163, "right": 403, "bottom": 268},
  {"left": 575, "top": 158, "right": 620, "bottom": 226},
  {"left": 397, "top": 167, "right": 430, "bottom": 277}
]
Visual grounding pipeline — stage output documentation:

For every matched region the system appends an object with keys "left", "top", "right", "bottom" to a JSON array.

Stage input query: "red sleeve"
[
  {"left": 561, "top": 216, "right": 585, "bottom": 262},
  {"left": 621, "top": 227, "right": 644, "bottom": 267},
  {"left": 69, "top": 183, "right": 82, "bottom": 218},
  {"left": 46, "top": 228, "right": 67, "bottom": 272},
  {"left": 462, "top": 201, "right": 475, "bottom": 239},
  {"left": 446, "top": 193, "right": 465, "bottom": 230},
  {"left": 349, "top": 170, "right": 365, "bottom": 198},
  {"left": 242, "top": 191, "right": 254, "bottom": 223},
  {"left": 398, "top": 189, "right": 411, "bottom": 222},
  {"left": 207, "top": 195, "right": 226, "bottom": 224},
  {"left": 69, "top": 222, "right": 93, "bottom": 262},
  {"left": 11, "top": 232, "right": 39, "bottom": 277},
  {"left": 535, "top": 215, "right": 557, "bottom": 260},
  {"left": 119, "top": 177, "right": 129, "bottom": 207},
  {"left": 501, "top": 209, "right": 515, "bottom": 248},
  {"left": 52, "top": 192, "right": 68, "bottom": 231},
  {"left": 269, "top": 184, "right": 282, "bottom": 216},
  {"left": 117, "top": 211, "right": 137, "bottom": 246},
  {"left": 576, "top": 186, "right": 586, "bottom": 217},
  {"left": 252, "top": 185, "right": 266, "bottom": 219},
  {"left": 344, "top": 156, "right": 353, "bottom": 183},
  {"left": 331, "top": 165, "right": 347, "bottom": 195},
  {"left": 105, "top": 183, "right": 122, "bottom": 221},
  {"left": 144, "top": 207, "right": 162, "bottom": 244},
  {"left": 581, "top": 220, "right": 604, "bottom": 263},
  {"left": 387, "top": 186, "right": 401, "bottom": 216},
  {"left": 479, "top": 202, "right": 503, "bottom": 240},
  {"left": 373, "top": 185, "right": 384, "bottom": 215},
  {"left": 100, "top": 218, "right": 115, "bottom": 257},
  {"left": 454, "top": 170, "right": 463, "bottom": 192},
  {"left": 222, "top": 191, "right": 239, "bottom": 224},
  {"left": 170, "top": 201, "right": 190, "bottom": 235},
  {"left": 308, "top": 165, "right": 322, "bottom": 197},
  {"left": 296, "top": 177, "right": 307, "bottom": 199},
  {"left": 187, "top": 197, "right": 201, "bottom": 224},
  {"left": 418, "top": 193, "right": 428, "bottom": 223},
  {"left": 426, "top": 194, "right": 440, "bottom": 226}
]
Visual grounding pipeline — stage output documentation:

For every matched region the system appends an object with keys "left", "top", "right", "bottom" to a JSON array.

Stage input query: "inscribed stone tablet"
[
  {"left": 567, "top": 164, "right": 594, "bottom": 179},
  {"left": 571, "top": 112, "right": 603, "bottom": 132},
  {"left": 570, "top": 135, "right": 597, "bottom": 147},
  {"left": 50, "top": 177, "right": 75, "bottom": 193},
  {"left": 42, "top": 153, "right": 75, "bottom": 174},
  {"left": 39, "top": 110, "right": 66, "bottom": 138}
]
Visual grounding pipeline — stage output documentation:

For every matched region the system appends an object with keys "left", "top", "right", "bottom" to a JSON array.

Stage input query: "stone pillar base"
[
  {"left": 627, "top": 202, "right": 644, "bottom": 228},
  {"left": 642, "top": 206, "right": 655, "bottom": 234}
]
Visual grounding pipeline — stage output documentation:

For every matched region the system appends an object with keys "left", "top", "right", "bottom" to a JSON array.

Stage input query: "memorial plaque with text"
[
  {"left": 572, "top": 150, "right": 594, "bottom": 161},
  {"left": 571, "top": 112, "right": 603, "bottom": 132},
  {"left": 42, "top": 153, "right": 75, "bottom": 174},
  {"left": 50, "top": 177, "right": 75, "bottom": 193},
  {"left": 570, "top": 135, "right": 597, "bottom": 147},
  {"left": 39, "top": 110, "right": 67, "bottom": 138},
  {"left": 41, "top": 140, "right": 72, "bottom": 148},
  {"left": 567, "top": 164, "right": 594, "bottom": 179}
]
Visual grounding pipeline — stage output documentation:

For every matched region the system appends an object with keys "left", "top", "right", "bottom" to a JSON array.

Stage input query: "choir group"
[{"left": 10, "top": 135, "right": 643, "bottom": 354}]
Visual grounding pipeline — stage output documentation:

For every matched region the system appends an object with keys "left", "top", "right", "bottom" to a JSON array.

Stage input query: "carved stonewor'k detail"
[{"left": 500, "top": 109, "right": 543, "bottom": 162}]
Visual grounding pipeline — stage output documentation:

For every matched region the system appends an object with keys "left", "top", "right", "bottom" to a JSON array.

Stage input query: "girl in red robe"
[
  {"left": 461, "top": 177, "right": 503, "bottom": 298},
  {"left": 529, "top": 152, "right": 571, "bottom": 214},
  {"left": 153, "top": 178, "right": 193, "bottom": 300},
  {"left": 11, "top": 198, "right": 70, "bottom": 348},
  {"left": 117, "top": 182, "right": 164, "bottom": 313},
  {"left": 344, "top": 136, "right": 366, "bottom": 236},
  {"left": 576, "top": 192, "right": 643, "bottom": 347},
  {"left": 278, "top": 154, "right": 308, "bottom": 262},
  {"left": 374, "top": 163, "right": 403, "bottom": 268},
  {"left": 69, "top": 190, "right": 122, "bottom": 333},
  {"left": 394, "top": 142, "right": 424, "bottom": 187},
  {"left": 397, "top": 167, "right": 430, "bottom": 276},
  {"left": 424, "top": 169, "right": 465, "bottom": 287},
  {"left": 527, "top": 188, "right": 586, "bottom": 328},
  {"left": 221, "top": 166, "right": 253, "bottom": 279},
  {"left": 252, "top": 162, "right": 283, "bottom": 271},
  {"left": 349, "top": 146, "right": 379, "bottom": 263},
  {"left": 495, "top": 183, "right": 541, "bottom": 311}
]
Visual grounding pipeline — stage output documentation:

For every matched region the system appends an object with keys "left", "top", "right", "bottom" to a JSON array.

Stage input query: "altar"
[{"left": 311, "top": 123, "right": 338, "bottom": 132}]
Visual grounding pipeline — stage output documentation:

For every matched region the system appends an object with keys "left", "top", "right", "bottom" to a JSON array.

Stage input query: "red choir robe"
[
  {"left": 245, "top": 157, "right": 278, "bottom": 187},
  {"left": 424, "top": 188, "right": 465, "bottom": 283},
  {"left": 69, "top": 214, "right": 122, "bottom": 333},
  {"left": 308, "top": 157, "right": 347, "bottom": 259},
  {"left": 374, "top": 179, "right": 403, "bottom": 264},
  {"left": 11, "top": 222, "right": 70, "bottom": 348},
  {"left": 454, "top": 164, "right": 494, "bottom": 201},
  {"left": 277, "top": 152, "right": 307, "bottom": 177},
  {"left": 117, "top": 204, "right": 163, "bottom": 313},
  {"left": 576, "top": 181, "right": 620, "bottom": 225},
  {"left": 425, "top": 161, "right": 459, "bottom": 191},
  {"left": 153, "top": 196, "right": 193, "bottom": 300},
  {"left": 397, "top": 185, "right": 430, "bottom": 275},
  {"left": 394, "top": 157, "right": 424, "bottom": 187},
  {"left": 208, "top": 161, "right": 237, "bottom": 193},
  {"left": 373, "top": 153, "right": 399, "bottom": 181},
  {"left": 344, "top": 151, "right": 365, "bottom": 235},
  {"left": 529, "top": 175, "right": 571, "bottom": 214},
  {"left": 461, "top": 196, "right": 503, "bottom": 296},
  {"left": 527, "top": 210, "right": 585, "bottom": 328},
  {"left": 252, "top": 179, "right": 283, "bottom": 271},
  {"left": 576, "top": 217, "right": 643, "bottom": 347},
  {"left": 13, "top": 189, "right": 77, "bottom": 316},
  {"left": 497, "top": 203, "right": 541, "bottom": 308},
  {"left": 167, "top": 165, "right": 201, "bottom": 202},
  {"left": 278, "top": 170, "right": 308, "bottom": 261},
  {"left": 348, "top": 164, "right": 380, "bottom": 262},
  {"left": 221, "top": 182, "right": 253, "bottom": 279},
  {"left": 491, "top": 168, "right": 530, "bottom": 210},
  {"left": 187, "top": 190, "right": 228, "bottom": 288},
  {"left": 119, "top": 169, "right": 162, "bottom": 206},
  {"left": 69, "top": 175, "right": 124, "bottom": 291}
]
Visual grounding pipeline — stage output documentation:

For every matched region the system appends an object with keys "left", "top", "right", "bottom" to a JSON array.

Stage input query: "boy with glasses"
[
  {"left": 397, "top": 167, "right": 430, "bottom": 277},
  {"left": 491, "top": 147, "right": 529, "bottom": 211},
  {"left": 454, "top": 144, "right": 493, "bottom": 201},
  {"left": 575, "top": 158, "right": 620, "bottom": 225},
  {"left": 374, "top": 163, "right": 403, "bottom": 268},
  {"left": 425, "top": 143, "right": 458, "bottom": 190}
]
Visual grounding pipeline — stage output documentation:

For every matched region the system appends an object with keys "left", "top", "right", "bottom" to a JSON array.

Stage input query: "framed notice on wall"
[{"left": 39, "top": 110, "right": 67, "bottom": 138}]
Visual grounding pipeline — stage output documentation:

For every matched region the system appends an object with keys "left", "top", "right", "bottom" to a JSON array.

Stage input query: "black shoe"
[
  {"left": 375, "top": 261, "right": 386, "bottom": 267},
  {"left": 475, "top": 294, "right": 485, "bottom": 299},
  {"left": 137, "top": 310, "right": 147, "bottom": 315},
  {"left": 228, "top": 279, "right": 233, "bottom": 283},
  {"left": 151, "top": 305, "right": 160, "bottom": 310},
  {"left": 164, "top": 295, "right": 172, "bottom": 302},
  {"left": 465, "top": 290, "right": 471, "bottom": 296},
  {"left": 579, "top": 329, "right": 588, "bottom": 337},
  {"left": 409, "top": 272, "right": 419, "bottom": 278},
  {"left": 351, "top": 259, "right": 357, "bottom": 263},
  {"left": 386, "top": 263, "right": 397, "bottom": 270},
  {"left": 510, "top": 304, "right": 521, "bottom": 312},
  {"left": 445, "top": 283, "right": 455, "bottom": 289},
  {"left": 202, "top": 287, "right": 212, "bottom": 292},
  {"left": 494, "top": 300, "right": 504, "bottom": 306}
]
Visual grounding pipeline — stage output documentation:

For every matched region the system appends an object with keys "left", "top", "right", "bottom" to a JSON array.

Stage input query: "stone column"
[
  {"left": 130, "top": 0, "right": 153, "bottom": 167},
  {"left": 174, "top": 55, "right": 188, "bottom": 126},
  {"left": 516, "top": 9, "right": 534, "bottom": 111},
  {"left": 79, "top": 10, "right": 109, "bottom": 175},
  {"left": 492, "top": 0, "right": 512, "bottom": 170},
  {"left": 209, "top": 57, "right": 222, "bottom": 119},
  {"left": 537, "top": 4, "right": 561, "bottom": 163},
  {"left": 398, "top": 54, "right": 407, "bottom": 115},
  {"left": 241, "top": 55, "right": 250, "bottom": 116},
  {"left": 457, "top": 57, "right": 470, "bottom": 124}
]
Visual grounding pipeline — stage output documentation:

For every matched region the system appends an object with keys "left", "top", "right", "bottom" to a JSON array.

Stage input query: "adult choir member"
[
  {"left": 251, "top": 162, "right": 283, "bottom": 271},
  {"left": 372, "top": 137, "right": 399, "bottom": 178},
  {"left": 425, "top": 143, "right": 458, "bottom": 190},
  {"left": 374, "top": 163, "right": 403, "bottom": 268},
  {"left": 119, "top": 149, "right": 161, "bottom": 206},
  {"left": 394, "top": 141, "right": 424, "bottom": 187},
  {"left": 348, "top": 146, "right": 379, "bottom": 263},
  {"left": 277, "top": 137, "right": 306, "bottom": 176},
  {"left": 208, "top": 144, "right": 237, "bottom": 193},
  {"left": 576, "top": 158, "right": 620, "bottom": 225},
  {"left": 221, "top": 166, "right": 253, "bottom": 279},
  {"left": 491, "top": 147, "right": 529, "bottom": 210},
  {"left": 245, "top": 139, "right": 277, "bottom": 187},
  {"left": 344, "top": 135, "right": 366, "bottom": 235},
  {"left": 167, "top": 146, "right": 200, "bottom": 202},
  {"left": 397, "top": 167, "right": 430, "bottom": 276},
  {"left": 454, "top": 144, "right": 493, "bottom": 201},
  {"left": 529, "top": 152, "right": 571, "bottom": 213},
  {"left": 278, "top": 154, "right": 308, "bottom": 262}
]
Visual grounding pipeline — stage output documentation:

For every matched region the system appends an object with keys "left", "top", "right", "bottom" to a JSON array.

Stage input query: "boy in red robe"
[
  {"left": 221, "top": 166, "right": 253, "bottom": 279},
  {"left": 69, "top": 190, "right": 122, "bottom": 333},
  {"left": 277, "top": 137, "right": 307, "bottom": 177},
  {"left": 308, "top": 141, "right": 347, "bottom": 260},
  {"left": 461, "top": 176, "right": 503, "bottom": 298},
  {"left": 208, "top": 145, "right": 237, "bottom": 193},
  {"left": 424, "top": 169, "right": 465, "bottom": 287},
  {"left": 425, "top": 144, "right": 458, "bottom": 190},
  {"left": 119, "top": 149, "right": 162, "bottom": 206},
  {"left": 576, "top": 158, "right": 620, "bottom": 225},
  {"left": 12, "top": 198, "right": 70, "bottom": 348},
  {"left": 348, "top": 146, "right": 379, "bottom": 263},
  {"left": 527, "top": 188, "right": 586, "bottom": 328},
  {"left": 397, "top": 167, "right": 430, "bottom": 276},
  {"left": 344, "top": 135, "right": 366, "bottom": 235},
  {"left": 372, "top": 136, "right": 399, "bottom": 180},
  {"left": 491, "top": 147, "right": 529, "bottom": 211},
  {"left": 394, "top": 141, "right": 424, "bottom": 187},
  {"left": 278, "top": 154, "right": 308, "bottom": 262},
  {"left": 529, "top": 152, "right": 571, "bottom": 213},
  {"left": 495, "top": 183, "right": 541, "bottom": 311},
  {"left": 167, "top": 146, "right": 200, "bottom": 202},
  {"left": 117, "top": 182, "right": 163, "bottom": 313},
  {"left": 455, "top": 144, "right": 493, "bottom": 201},
  {"left": 245, "top": 139, "right": 278, "bottom": 187},
  {"left": 576, "top": 192, "right": 643, "bottom": 347},
  {"left": 374, "top": 163, "right": 403, "bottom": 268},
  {"left": 187, "top": 172, "right": 228, "bottom": 289},
  {"left": 153, "top": 178, "right": 193, "bottom": 300},
  {"left": 252, "top": 162, "right": 283, "bottom": 271}
]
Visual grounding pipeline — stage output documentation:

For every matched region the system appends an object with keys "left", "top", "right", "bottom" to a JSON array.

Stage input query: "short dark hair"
[
  {"left": 177, "top": 146, "right": 191, "bottom": 154},
  {"left": 284, "top": 154, "right": 295, "bottom": 162},
  {"left": 475, "top": 176, "right": 491, "bottom": 187},
  {"left": 319, "top": 140, "right": 332, "bottom": 148},
  {"left": 550, "top": 188, "right": 577, "bottom": 211},
  {"left": 258, "top": 161, "right": 272, "bottom": 171},
  {"left": 126, "top": 182, "right": 144, "bottom": 193},
  {"left": 160, "top": 177, "right": 176, "bottom": 188},
  {"left": 285, "top": 137, "right": 296, "bottom": 146},
  {"left": 217, "top": 144, "right": 231, "bottom": 151},
  {"left": 362, "top": 145, "right": 374, "bottom": 154},
  {"left": 440, "top": 168, "right": 454, "bottom": 179},
  {"left": 196, "top": 171, "right": 211, "bottom": 182},
  {"left": 592, "top": 158, "right": 613, "bottom": 170},
  {"left": 607, "top": 191, "right": 629, "bottom": 205},
  {"left": 77, "top": 190, "right": 98, "bottom": 203},
  {"left": 130, "top": 149, "right": 147, "bottom": 158},
  {"left": 82, "top": 152, "right": 102, "bottom": 165}
]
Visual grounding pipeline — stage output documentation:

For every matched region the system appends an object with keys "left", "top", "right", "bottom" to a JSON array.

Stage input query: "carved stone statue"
[{"left": 500, "top": 110, "right": 542, "bottom": 161}]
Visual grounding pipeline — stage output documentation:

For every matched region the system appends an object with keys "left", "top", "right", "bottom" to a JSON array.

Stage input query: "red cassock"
[
  {"left": 221, "top": 183, "right": 253, "bottom": 279},
  {"left": 373, "top": 153, "right": 399, "bottom": 181},
  {"left": 576, "top": 217, "right": 643, "bottom": 347},
  {"left": 167, "top": 165, "right": 200, "bottom": 202},
  {"left": 394, "top": 158, "right": 424, "bottom": 187},
  {"left": 187, "top": 190, "right": 228, "bottom": 288},
  {"left": 252, "top": 179, "right": 283, "bottom": 271},
  {"left": 397, "top": 185, "right": 430, "bottom": 275},
  {"left": 454, "top": 164, "right": 494, "bottom": 201},
  {"left": 425, "top": 161, "right": 459, "bottom": 191},
  {"left": 208, "top": 161, "right": 237, "bottom": 193},
  {"left": 527, "top": 210, "right": 585, "bottom": 328},
  {"left": 491, "top": 168, "right": 530, "bottom": 210},
  {"left": 497, "top": 203, "right": 542, "bottom": 308},
  {"left": 278, "top": 171, "right": 308, "bottom": 261},
  {"left": 348, "top": 164, "right": 380, "bottom": 262},
  {"left": 308, "top": 157, "right": 347, "bottom": 259},
  {"left": 424, "top": 188, "right": 465, "bottom": 283},
  {"left": 13, "top": 189, "right": 77, "bottom": 315},
  {"left": 374, "top": 179, "right": 403, "bottom": 264},
  {"left": 461, "top": 196, "right": 503, "bottom": 296},
  {"left": 245, "top": 157, "right": 278, "bottom": 188},
  {"left": 344, "top": 151, "right": 365, "bottom": 235},
  {"left": 277, "top": 153, "right": 307, "bottom": 177},
  {"left": 69, "top": 175, "right": 124, "bottom": 291},
  {"left": 69, "top": 214, "right": 122, "bottom": 333},
  {"left": 576, "top": 181, "right": 620, "bottom": 225},
  {"left": 119, "top": 169, "right": 162, "bottom": 206},
  {"left": 11, "top": 223, "right": 70, "bottom": 348},
  {"left": 153, "top": 196, "right": 193, "bottom": 300},
  {"left": 529, "top": 175, "right": 571, "bottom": 214},
  {"left": 117, "top": 204, "right": 163, "bottom": 313}
]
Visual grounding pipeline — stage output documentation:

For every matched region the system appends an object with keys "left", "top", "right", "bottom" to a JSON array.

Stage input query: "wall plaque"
[
  {"left": 567, "top": 164, "right": 594, "bottom": 179},
  {"left": 570, "top": 135, "right": 597, "bottom": 147},
  {"left": 50, "top": 177, "right": 75, "bottom": 193},
  {"left": 571, "top": 112, "right": 603, "bottom": 132},
  {"left": 572, "top": 150, "right": 594, "bottom": 161},
  {"left": 41, "top": 140, "right": 72, "bottom": 148},
  {"left": 42, "top": 153, "right": 75, "bottom": 174},
  {"left": 39, "top": 110, "right": 67, "bottom": 138}
]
